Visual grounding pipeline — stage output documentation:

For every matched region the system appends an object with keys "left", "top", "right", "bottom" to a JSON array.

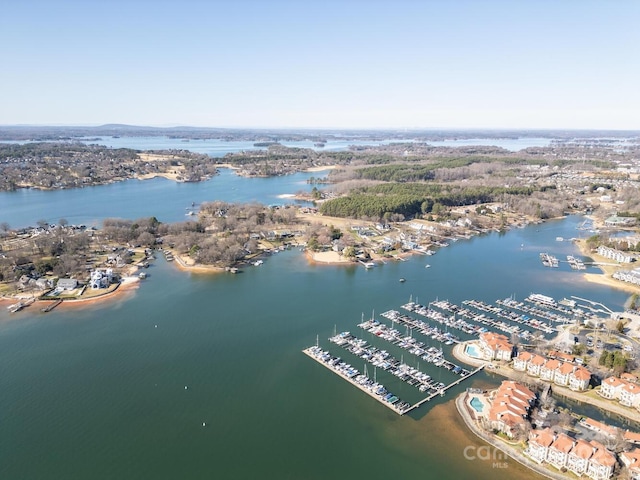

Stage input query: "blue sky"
[{"left": 2, "top": 0, "right": 639, "bottom": 130}]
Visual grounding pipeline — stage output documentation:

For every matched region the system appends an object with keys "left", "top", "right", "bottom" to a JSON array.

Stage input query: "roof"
[
  {"left": 558, "top": 362, "right": 575, "bottom": 375},
  {"left": 550, "top": 351, "right": 576, "bottom": 363},
  {"left": 542, "top": 358, "right": 562, "bottom": 370},
  {"left": 488, "top": 381, "right": 535, "bottom": 428},
  {"left": 570, "top": 439, "right": 594, "bottom": 460},
  {"left": 516, "top": 351, "right": 534, "bottom": 362},
  {"left": 529, "top": 354, "right": 546, "bottom": 366},
  {"left": 529, "top": 427, "right": 555, "bottom": 448},
  {"left": 550, "top": 433, "right": 574, "bottom": 453},
  {"left": 480, "top": 331, "right": 513, "bottom": 352},
  {"left": 622, "top": 448, "right": 640, "bottom": 469},
  {"left": 572, "top": 366, "right": 591, "bottom": 381},
  {"left": 590, "top": 441, "right": 616, "bottom": 467},
  {"left": 623, "top": 383, "right": 640, "bottom": 396},
  {"left": 625, "top": 430, "right": 640, "bottom": 444},
  {"left": 583, "top": 417, "right": 618, "bottom": 437},
  {"left": 603, "top": 376, "right": 627, "bottom": 388}
]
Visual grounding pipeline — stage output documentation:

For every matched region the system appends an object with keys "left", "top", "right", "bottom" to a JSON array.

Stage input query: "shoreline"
[
  {"left": 1, "top": 277, "right": 140, "bottom": 313},
  {"left": 304, "top": 249, "right": 354, "bottom": 265},
  {"left": 574, "top": 237, "right": 640, "bottom": 294},
  {"left": 171, "top": 252, "right": 226, "bottom": 274}
]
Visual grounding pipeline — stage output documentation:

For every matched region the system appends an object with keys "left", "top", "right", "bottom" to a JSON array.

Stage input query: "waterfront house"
[
  {"left": 600, "top": 375, "right": 640, "bottom": 407},
  {"left": 540, "top": 359, "right": 562, "bottom": 382},
  {"left": 547, "top": 433, "right": 575, "bottom": 470},
  {"left": 613, "top": 269, "right": 640, "bottom": 286},
  {"left": 527, "top": 424, "right": 616, "bottom": 479},
  {"left": 478, "top": 332, "right": 513, "bottom": 361},
  {"left": 553, "top": 362, "right": 575, "bottom": 387},
  {"left": 511, "top": 352, "right": 591, "bottom": 391},
  {"left": 597, "top": 245, "right": 634, "bottom": 264},
  {"left": 526, "top": 427, "right": 555, "bottom": 463},
  {"left": 601, "top": 376, "right": 627, "bottom": 400},
  {"left": 569, "top": 366, "right": 592, "bottom": 391},
  {"left": 621, "top": 448, "right": 640, "bottom": 479},
  {"left": 90, "top": 268, "right": 113, "bottom": 289},
  {"left": 56, "top": 278, "right": 78, "bottom": 290},
  {"left": 526, "top": 354, "right": 546, "bottom": 377},
  {"left": 488, "top": 381, "right": 535, "bottom": 438},
  {"left": 620, "top": 383, "right": 640, "bottom": 408},
  {"left": 586, "top": 441, "right": 616, "bottom": 480},
  {"left": 566, "top": 439, "right": 594, "bottom": 476},
  {"left": 513, "top": 351, "right": 533, "bottom": 371}
]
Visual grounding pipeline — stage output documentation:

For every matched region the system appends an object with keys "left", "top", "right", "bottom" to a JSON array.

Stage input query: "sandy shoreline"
[
  {"left": 305, "top": 250, "right": 354, "bottom": 265},
  {"left": 574, "top": 237, "right": 640, "bottom": 295},
  {"left": 171, "top": 252, "right": 225, "bottom": 274}
]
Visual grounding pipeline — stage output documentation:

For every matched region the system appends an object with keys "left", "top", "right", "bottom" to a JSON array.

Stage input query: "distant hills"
[{"left": 0, "top": 124, "right": 639, "bottom": 142}]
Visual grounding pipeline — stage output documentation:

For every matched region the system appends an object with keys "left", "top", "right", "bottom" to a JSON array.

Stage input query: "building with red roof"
[
  {"left": 487, "top": 381, "right": 535, "bottom": 438},
  {"left": 478, "top": 331, "right": 513, "bottom": 361}
]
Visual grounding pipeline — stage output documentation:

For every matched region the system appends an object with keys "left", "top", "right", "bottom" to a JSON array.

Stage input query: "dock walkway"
[
  {"left": 303, "top": 346, "right": 410, "bottom": 415},
  {"left": 404, "top": 364, "right": 485, "bottom": 413}
]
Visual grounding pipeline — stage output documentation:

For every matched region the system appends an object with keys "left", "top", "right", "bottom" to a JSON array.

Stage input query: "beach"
[{"left": 305, "top": 250, "right": 354, "bottom": 265}]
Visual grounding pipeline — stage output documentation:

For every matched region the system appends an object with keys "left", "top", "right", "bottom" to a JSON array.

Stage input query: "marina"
[
  {"left": 539, "top": 252, "right": 559, "bottom": 267},
  {"left": 304, "top": 289, "right": 614, "bottom": 419},
  {"left": 305, "top": 325, "right": 484, "bottom": 415},
  {"left": 303, "top": 345, "right": 412, "bottom": 415}
]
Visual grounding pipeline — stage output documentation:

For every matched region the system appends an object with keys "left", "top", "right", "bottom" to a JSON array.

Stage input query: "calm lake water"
[
  {"left": 0, "top": 206, "right": 631, "bottom": 479},
  {"left": 0, "top": 137, "right": 630, "bottom": 479},
  {"left": 0, "top": 168, "right": 319, "bottom": 229}
]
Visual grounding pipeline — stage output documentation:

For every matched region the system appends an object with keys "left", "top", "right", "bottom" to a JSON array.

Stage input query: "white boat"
[
  {"left": 254, "top": 260, "right": 264, "bottom": 266},
  {"left": 425, "top": 264, "right": 431, "bottom": 268}
]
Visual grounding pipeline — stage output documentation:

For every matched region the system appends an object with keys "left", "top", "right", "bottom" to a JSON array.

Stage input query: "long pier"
[
  {"left": 41, "top": 299, "right": 63, "bottom": 313},
  {"left": 303, "top": 346, "right": 411, "bottom": 415}
]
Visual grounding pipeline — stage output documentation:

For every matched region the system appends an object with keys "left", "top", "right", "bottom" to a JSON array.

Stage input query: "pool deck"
[{"left": 452, "top": 341, "right": 488, "bottom": 368}]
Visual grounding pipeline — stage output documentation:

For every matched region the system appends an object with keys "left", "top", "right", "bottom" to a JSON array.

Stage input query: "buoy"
[
  {"left": 202, "top": 422, "right": 206, "bottom": 427},
  {"left": 184, "top": 386, "right": 188, "bottom": 390}
]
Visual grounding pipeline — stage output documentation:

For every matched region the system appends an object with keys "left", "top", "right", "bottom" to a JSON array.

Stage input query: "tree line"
[{"left": 318, "top": 183, "right": 537, "bottom": 219}]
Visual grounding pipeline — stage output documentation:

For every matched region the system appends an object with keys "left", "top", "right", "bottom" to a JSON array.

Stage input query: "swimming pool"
[
  {"left": 470, "top": 396, "right": 484, "bottom": 413},
  {"left": 465, "top": 344, "right": 481, "bottom": 358}
]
